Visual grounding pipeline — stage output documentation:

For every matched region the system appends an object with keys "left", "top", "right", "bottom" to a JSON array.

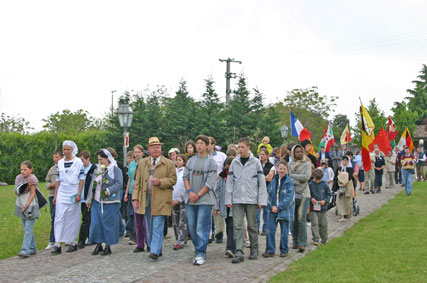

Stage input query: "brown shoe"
[
  {"left": 280, "top": 252, "right": 290, "bottom": 258},
  {"left": 262, "top": 252, "right": 275, "bottom": 258},
  {"left": 298, "top": 246, "right": 305, "bottom": 253}
]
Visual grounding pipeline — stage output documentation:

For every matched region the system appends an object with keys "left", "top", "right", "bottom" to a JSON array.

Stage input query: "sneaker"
[
  {"left": 225, "top": 250, "right": 234, "bottom": 258},
  {"left": 280, "top": 252, "right": 290, "bottom": 258},
  {"left": 262, "top": 252, "right": 275, "bottom": 258},
  {"left": 173, "top": 244, "right": 183, "bottom": 250},
  {"left": 370, "top": 189, "right": 375, "bottom": 194},
  {"left": 245, "top": 240, "right": 251, "bottom": 248},
  {"left": 248, "top": 251, "right": 258, "bottom": 260},
  {"left": 193, "top": 256, "right": 205, "bottom": 265},
  {"left": 338, "top": 218, "right": 346, "bottom": 222},
  {"left": 364, "top": 191, "right": 370, "bottom": 195},
  {"left": 18, "top": 252, "right": 28, "bottom": 258},
  {"left": 45, "top": 242, "right": 55, "bottom": 250},
  {"left": 128, "top": 239, "right": 136, "bottom": 245},
  {"left": 313, "top": 242, "right": 322, "bottom": 246},
  {"left": 29, "top": 251, "right": 37, "bottom": 255},
  {"left": 149, "top": 253, "right": 159, "bottom": 260},
  {"left": 232, "top": 256, "right": 244, "bottom": 264}
]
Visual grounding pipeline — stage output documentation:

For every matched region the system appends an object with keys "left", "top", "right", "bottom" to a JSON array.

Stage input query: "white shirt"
[{"left": 212, "top": 151, "right": 227, "bottom": 174}]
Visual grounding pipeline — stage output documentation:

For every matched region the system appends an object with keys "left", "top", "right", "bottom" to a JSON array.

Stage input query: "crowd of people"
[{"left": 11, "top": 135, "right": 424, "bottom": 263}]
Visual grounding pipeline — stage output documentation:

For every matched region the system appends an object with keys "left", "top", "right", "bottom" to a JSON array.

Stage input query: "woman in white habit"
[{"left": 51, "top": 140, "right": 85, "bottom": 255}]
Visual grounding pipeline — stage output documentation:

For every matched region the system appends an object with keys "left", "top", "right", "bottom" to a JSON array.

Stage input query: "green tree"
[
  {"left": 274, "top": 87, "right": 338, "bottom": 146},
  {"left": 162, "top": 80, "right": 199, "bottom": 150},
  {"left": 224, "top": 74, "right": 255, "bottom": 144},
  {"left": 406, "top": 64, "right": 427, "bottom": 124},
  {"left": 198, "top": 76, "right": 227, "bottom": 146},
  {"left": 42, "top": 109, "right": 97, "bottom": 134},
  {"left": 352, "top": 98, "right": 387, "bottom": 145},
  {"left": 332, "top": 114, "right": 350, "bottom": 141},
  {"left": 0, "top": 113, "right": 33, "bottom": 134},
  {"left": 391, "top": 101, "right": 418, "bottom": 135}
]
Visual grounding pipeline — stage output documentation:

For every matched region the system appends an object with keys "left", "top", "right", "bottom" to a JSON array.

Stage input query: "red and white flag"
[{"left": 387, "top": 117, "right": 398, "bottom": 141}]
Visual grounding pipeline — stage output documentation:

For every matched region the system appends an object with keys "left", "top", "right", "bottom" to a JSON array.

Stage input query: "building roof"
[{"left": 413, "top": 124, "right": 427, "bottom": 139}]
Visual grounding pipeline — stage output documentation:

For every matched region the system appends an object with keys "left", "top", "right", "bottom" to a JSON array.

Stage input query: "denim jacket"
[
  {"left": 86, "top": 165, "right": 123, "bottom": 204},
  {"left": 267, "top": 174, "right": 295, "bottom": 221}
]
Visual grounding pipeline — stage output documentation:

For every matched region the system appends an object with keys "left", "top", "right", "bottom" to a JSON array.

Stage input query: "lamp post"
[
  {"left": 280, "top": 125, "right": 289, "bottom": 145},
  {"left": 117, "top": 103, "right": 134, "bottom": 164}
]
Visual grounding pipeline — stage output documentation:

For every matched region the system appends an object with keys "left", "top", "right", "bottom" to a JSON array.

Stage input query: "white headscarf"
[
  {"left": 101, "top": 149, "right": 117, "bottom": 179},
  {"left": 63, "top": 140, "right": 78, "bottom": 156}
]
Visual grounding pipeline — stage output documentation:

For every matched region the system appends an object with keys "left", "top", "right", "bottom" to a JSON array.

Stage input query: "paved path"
[{"left": 0, "top": 184, "right": 403, "bottom": 283}]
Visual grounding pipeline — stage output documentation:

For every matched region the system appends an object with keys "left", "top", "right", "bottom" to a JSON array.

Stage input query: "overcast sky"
[{"left": 1, "top": 0, "right": 426, "bottom": 131}]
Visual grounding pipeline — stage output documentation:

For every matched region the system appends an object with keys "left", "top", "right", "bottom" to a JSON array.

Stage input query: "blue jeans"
[
  {"left": 21, "top": 218, "right": 36, "bottom": 255},
  {"left": 402, "top": 169, "right": 413, "bottom": 195},
  {"left": 145, "top": 194, "right": 152, "bottom": 246},
  {"left": 148, "top": 215, "right": 165, "bottom": 256},
  {"left": 48, "top": 196, "right": 55, "bottom": 243},
  {"left": 292, "top": 197, "right": 310, "bottom": 247},
  {"left": 257, "top": 206, "right": 269, "bottom": 232},
  {"left": 186, "top": 204, "right": 212, "bottom": 259},
  {"left": 126, "top": 193, "right": 135, "bottom": 234},
  {"left": 265, "top": 214, "right": 290, "bottom": 254}
]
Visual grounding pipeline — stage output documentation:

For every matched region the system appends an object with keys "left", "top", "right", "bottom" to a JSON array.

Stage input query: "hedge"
[{"left": 0, "top": 130, "right": 110, "bottom": 183}]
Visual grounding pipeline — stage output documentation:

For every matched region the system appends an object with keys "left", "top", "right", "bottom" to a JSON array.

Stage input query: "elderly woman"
[
  {"left": 86, "top": 149, "right": 123, "bottom": 256},
  {"left": 51, "top": 140, "right": 85, "bottom": 255}
]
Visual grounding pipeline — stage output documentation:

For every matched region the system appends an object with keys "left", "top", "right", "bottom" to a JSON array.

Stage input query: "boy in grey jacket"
[{"left": 225, "top": 137, "right": 267, "bottom": 263}]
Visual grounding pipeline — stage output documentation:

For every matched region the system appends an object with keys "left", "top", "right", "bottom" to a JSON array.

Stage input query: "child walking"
[
  {"left": 262, "top": 160, "right": 295, "bottom": 258},
  {"left": 15, "top": 160, "right": 40, "bottom": 258},
  {"left": 172, "top": 154, "right": 188, "bottom": 250},
  {"left": 309, "top": 169, "right": 332, "bottom": 245},
  {"left": 215, "top": 156, "right": 236, "bottom": 258}
]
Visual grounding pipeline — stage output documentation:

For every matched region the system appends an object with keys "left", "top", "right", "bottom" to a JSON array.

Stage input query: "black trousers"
[
  {"left": 225, "top": 207, "right": 236, "bottom": 252},
  {"left": 79, "top": 202, "right": 91, "bottom": 244},
  {"left": 394, "top": 167, "right": 402, "bottom": 184}
]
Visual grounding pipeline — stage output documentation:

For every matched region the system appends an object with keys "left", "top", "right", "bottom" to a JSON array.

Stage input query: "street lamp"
[
  {"left": 117, "top": 103, "right": 134, "bottom": 164},
  {"left": 280, "top": 125, "right": 289, "bottom": 145}
]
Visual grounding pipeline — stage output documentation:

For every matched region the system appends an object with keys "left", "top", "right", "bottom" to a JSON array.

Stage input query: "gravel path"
[{"left": 0, "top": 184, "right": 403, "bottom": 283}]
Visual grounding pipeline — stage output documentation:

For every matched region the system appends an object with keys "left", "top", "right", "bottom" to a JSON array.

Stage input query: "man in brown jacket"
[{"left": 132, "top": 137, "right": 177, "bottom": 259}]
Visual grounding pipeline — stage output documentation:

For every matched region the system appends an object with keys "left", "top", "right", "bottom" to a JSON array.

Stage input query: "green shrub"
[{"left": 0, "top": 130, "right": 109, "bottom": 183}]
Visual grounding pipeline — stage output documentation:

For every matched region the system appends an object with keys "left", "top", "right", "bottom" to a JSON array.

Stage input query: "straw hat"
[{"left": 147, "top": 137, "right": 164, "bottom": 147}]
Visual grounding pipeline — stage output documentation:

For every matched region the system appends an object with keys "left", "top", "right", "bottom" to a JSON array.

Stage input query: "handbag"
[{"left": 35, "top": 188, "right": 48, "bottom": 209}]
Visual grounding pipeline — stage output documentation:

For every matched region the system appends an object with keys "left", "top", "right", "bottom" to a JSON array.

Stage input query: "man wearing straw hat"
[{"left": 132, "top": 137, "right": 177, "bottom": 259}]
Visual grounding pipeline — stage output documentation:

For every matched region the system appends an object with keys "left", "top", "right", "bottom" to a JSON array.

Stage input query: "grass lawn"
[
  {"left": 270, "top": 181, "right": 427, "bottom": 283},
  {"left": 0, "top": 183, "right": 52, "bottom": 260}
]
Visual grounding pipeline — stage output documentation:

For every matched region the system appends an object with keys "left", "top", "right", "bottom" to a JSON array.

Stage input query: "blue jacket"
[
  {"left": 267, "top": 174, "right": 295, "bottom": 221},
  {"left": 308, "top": 180, "right": 332, "bottom": 213},
  {"left": 86, "top": 165, "right": 123, "bottom": 204}
]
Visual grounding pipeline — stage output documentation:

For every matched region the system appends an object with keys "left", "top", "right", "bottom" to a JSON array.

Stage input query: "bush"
[{"left": 0, "top": 130, "right": 109, "bottom": 183}]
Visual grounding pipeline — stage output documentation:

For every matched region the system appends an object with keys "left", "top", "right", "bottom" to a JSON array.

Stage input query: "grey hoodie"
[
  {"left": 225, "top": 153, "right": 268, "bottom": 206},
  {"left": 288, "top": 145, "right": 312, "bottom": 198}
]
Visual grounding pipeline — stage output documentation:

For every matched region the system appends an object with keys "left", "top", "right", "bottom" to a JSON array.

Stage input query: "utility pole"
[{"left": 219, "top": 58, "right": 242, "bottom": 105}]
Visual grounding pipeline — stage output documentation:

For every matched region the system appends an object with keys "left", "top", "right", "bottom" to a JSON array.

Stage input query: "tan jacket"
[
  {"left": 45, "top": 165, "right": 57, "bottom": 197},
  {"left": 132, "top": 157, "right": 177, "bottom": 216},
  {"left": 338, "top": 172, "right": 355, "bottom": 198}
]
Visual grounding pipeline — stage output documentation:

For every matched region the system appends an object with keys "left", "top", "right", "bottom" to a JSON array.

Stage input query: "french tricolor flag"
[{"left": 290, "top": 112, "right": 311, "bottom": 141}]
